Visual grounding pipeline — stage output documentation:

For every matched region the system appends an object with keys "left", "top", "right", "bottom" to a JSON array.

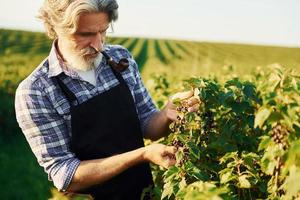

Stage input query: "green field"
[{"left": 1, "top": 28, "right": 300, "bottom": 199}]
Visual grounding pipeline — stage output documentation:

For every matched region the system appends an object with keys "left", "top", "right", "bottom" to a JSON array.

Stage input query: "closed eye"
[
  {"left": 76, "top": 26, "right": 110, "bottom": 37},
  {"left": 77, "top": 32, "right": 97, "bottom": 37}
]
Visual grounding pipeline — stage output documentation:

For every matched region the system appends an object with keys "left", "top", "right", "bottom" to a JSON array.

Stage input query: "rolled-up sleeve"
[{"left": 15, "top": 80, "right": 80, "bottom": 191}]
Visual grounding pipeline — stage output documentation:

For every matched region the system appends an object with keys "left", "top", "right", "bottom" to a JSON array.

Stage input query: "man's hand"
[
  {"left": 67, "top": 144, "right": 176, "bottom": 192},
  {"left": 163, "top": 90, "right": 200, "bottom": 122},
  {"left": 143, "top": 89, "right": 200, "bottom": 141},
  {"left": 143, "top": 143, "right": 177, "bottom": 169}
]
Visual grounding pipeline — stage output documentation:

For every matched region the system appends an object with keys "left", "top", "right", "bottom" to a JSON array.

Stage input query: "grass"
[{"left": 0, "top": 133, "right": 52, "bottom": 199}]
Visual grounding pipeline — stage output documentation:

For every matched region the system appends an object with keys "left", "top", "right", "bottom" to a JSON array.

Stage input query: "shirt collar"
[
  {"left": 48, "top": 40, "right": 82, "bottom": 79},
  {"left": 48, "top": 40, "right": 109, "bottom": 78},
  {"left": 48, "top": 41, "right": 62, "bottom": 78}
]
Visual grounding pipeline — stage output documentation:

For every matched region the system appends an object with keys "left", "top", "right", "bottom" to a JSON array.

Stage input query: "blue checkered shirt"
[{"left": 15, "top": 43, "right": 158, "bottom": 191}]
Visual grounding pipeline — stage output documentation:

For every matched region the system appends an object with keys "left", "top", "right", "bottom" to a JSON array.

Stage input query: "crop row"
[{"left": 0, "top": 29, "right": 192, "bottom": 70}]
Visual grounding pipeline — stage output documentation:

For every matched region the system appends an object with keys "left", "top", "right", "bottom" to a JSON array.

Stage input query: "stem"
[
  {"left": 242, "top": 189, "right": 247, "bottom": 200},
  {"left": 220, "top": 109, "right": 233, "bottom": 118},
  {"left": 274, "top": 157, "right": 281, "bottom": 196},
  {"left": 237, "top": 163, "right": 242, "bottom": 199},
  {"left": 248, "top": 188, "right": 253, "bottom": 200},
  {"left": 237, "top": 163, "right": 241, "bottom": 176}
]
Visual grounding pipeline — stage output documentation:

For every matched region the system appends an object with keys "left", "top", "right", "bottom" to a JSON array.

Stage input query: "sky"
[{"left": 0, "top": 0, "right": 300, "bottom": 47}]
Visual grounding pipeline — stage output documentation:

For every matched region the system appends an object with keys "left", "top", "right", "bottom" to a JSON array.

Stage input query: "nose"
[{"left": 90, "top": 32, "right": 103, "bottom": 52}]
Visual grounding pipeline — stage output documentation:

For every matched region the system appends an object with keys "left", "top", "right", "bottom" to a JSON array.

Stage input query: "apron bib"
[{"left": 55, "top": 66, "right": 153, "bottom": 200}]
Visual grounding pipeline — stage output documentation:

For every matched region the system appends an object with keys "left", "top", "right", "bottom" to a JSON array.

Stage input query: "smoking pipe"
[{"left": 101, "top": 51, "right": 129, "bottom": 72}]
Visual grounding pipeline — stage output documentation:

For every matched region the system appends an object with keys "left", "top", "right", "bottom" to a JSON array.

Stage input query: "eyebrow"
[{"left": 76, "top": 25, "right": 110, "bottom": 35}]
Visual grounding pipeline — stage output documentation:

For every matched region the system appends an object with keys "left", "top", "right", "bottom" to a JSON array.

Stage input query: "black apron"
[{"left": 55, "top": 65, "right": 153, "bottom": 200}]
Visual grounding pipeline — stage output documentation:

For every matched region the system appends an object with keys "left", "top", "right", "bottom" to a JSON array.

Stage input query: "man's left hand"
[{"left": 163, "top": 90, "right": 200, "bottom": 122}]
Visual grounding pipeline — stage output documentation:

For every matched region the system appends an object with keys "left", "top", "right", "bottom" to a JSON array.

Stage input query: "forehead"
[{"left": 77, "top": 12, "right": 110, "bottom": 31}]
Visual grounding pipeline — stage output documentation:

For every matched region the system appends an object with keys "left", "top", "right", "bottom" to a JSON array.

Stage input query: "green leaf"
[
  {"left": 242, "top": 152, "right": 260, "bottom": 169},
  {"left": 261, "top": 152, "right": 277, "bottom": 175},
  {"left": 258, "top": 136, "right": 272, "bottom": 151},
  {"left": 179, "top": 178, "right": 187, "bottom": 189},
  {"left": 225, "top": 78, "right": 242, "bottom": 89},
  {"left": 161, "top": 180, "right": 180, "bottom": 199},
  {"left": 243, "top": 83, "right": 255, "bottom": 98},
  {"left": 219, "top": 152, "right": 238, "bottom": 164},
  {"left": 268, "top": 71, "right": 281, "bottom": 91},
  {"left": 187, "top": 141, "right": 201, "bottom": 160},
  {"left": 286, "top": 140, "right": 300, "bottom": 168},
  {"left": 163, "top": 166, "right": 180, "bottom": 181},
  {"left": 220, "top": 168, "right": 236, "bottom": 184},
  {"left": 254, "top": 107, "right": 271, "bottom": 128},
  {"left": 230, "top": 101, "right": 250, "bottom": 114},
  {"left": 238, "top": 175, "right": 251, "bottom": 188},
  {"left": 186, "top": 162, "right": 208, "bottom": 180},
  {"left": 161, "top": 181, "right": 173, "bottom": 199},
  {"left": 268, "top": 111, "right": 284, "bottom": 123},
  {"left": 282, "top": 165, "right": 300, "bottom": 199},
  {"left": 172, "top": 98, "right": 182, "bottom": 105}
]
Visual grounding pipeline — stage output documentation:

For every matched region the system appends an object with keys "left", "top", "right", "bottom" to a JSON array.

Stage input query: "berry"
[{"left": 271, "top": 123, "right": 289, "bottom": 149}]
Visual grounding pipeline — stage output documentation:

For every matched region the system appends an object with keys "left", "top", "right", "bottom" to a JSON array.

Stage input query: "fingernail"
[{"left": 188, "top": 107, "right": 195, "bottom": 112}]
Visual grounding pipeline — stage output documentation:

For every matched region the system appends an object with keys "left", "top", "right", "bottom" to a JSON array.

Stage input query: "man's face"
[{"left": 59, "top": 12, "right": 110, "bottom": 71}]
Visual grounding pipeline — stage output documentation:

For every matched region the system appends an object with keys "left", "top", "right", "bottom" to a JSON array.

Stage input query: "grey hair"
[{"left": 38, "top": 0, "right": 119, "bottom": 39}]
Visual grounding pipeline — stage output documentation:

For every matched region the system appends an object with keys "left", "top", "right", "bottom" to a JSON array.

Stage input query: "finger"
[
  {"left": 170, "top": 90, "right": 194, "bottom": 101},
  {"left": 194, "top": 88, "right": 200, "bottom": 97},
  {"left": 167, "top": 110, "right": 181, "bottom": 122},
  {"left": 162, "top": 156, "right": 176, "bottom": 169},
  {"left": 164, "top": 146, "right": 177, "bottom": 155},
  {"left": 187, "top": 96, "right": 200, "bottom": 106},
  {"left": 166, "top": 100, "right": 177, "bottom": 109},
  {"left": 166, "top": 158, "right": 176, "bottom": 168},
  {"left": 188, "top": 103, "right": 200, "bottom": 113}
]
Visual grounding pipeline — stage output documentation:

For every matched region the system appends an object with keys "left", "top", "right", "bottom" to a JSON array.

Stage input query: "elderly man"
[{"left": 15, "top": 0, "right": 199, "bottom": 199}]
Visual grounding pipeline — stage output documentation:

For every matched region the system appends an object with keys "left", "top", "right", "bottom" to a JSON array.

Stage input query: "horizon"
[
  {"left": 2, "top": 27, "right": 299, "bottom": 49},
  {"left": 1, "top": 0, "right": 300, "bottom": 47}
]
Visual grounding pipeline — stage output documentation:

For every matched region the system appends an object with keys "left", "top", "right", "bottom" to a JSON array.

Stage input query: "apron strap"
[
  {"left": 110, "top": 67, "right": 126, "bottom": 85},
  {"left": 54, "top": 75, "right": 78, "bottom": 105},
  {"left": 53, "top": 67, "right": 125, "bottom": 106}
]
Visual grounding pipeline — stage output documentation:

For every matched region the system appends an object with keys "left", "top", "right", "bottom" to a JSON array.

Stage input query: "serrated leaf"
[
  {"left": 192, "top": 168, "right": 208, "bottom": 181},
  {"left": 186, "top": 162, "right": 208, "bottom": 180},
  {"left": 268, "top": 111, "right": 284, "bottom": 123},
  {"left": 220, "top": 169, "right": 236, "bottom": 184},
  {"left": 286, "top": 140, "right": 300, "bottom": 168},
  {"left": 187, "top": 141, "right": 201, "bottom": 160},
  {"left": 254, "top": 107, "right": 271, "bottom": 128},
  {"left": 261, "top": 154, "right": 277, "bottom": 175},
  {"left": 164, "top": 166, "right": 180, "bottom": 181},
  {"left": 242, "top": 152, "right": 260, "bottom": 169},
  {"left": 243, "top": 84, "right": 255, "bottom": 98},
  {"left": 238, "top": 175, "right": 251, "bottom": 188},
  {"left": 282, "top": 165, "right": 300, "bottom": 198},
  {"left": 179, "top": 178, "right": 187, "bottom": 188},
  {"left": 219, "top": 152, "right": 238, "bottom": 164},
  {"left": 172, "top": 98, "right": 182, "bottom": 105},
  {"left": 268, "top": 72, "right": 281, "bottom": 91},
  {"left": 161, "top": 181, "right": 173, "bottom": 199},
  {"left": 258, "top": 136, "right": 272, "bottom": 151}
]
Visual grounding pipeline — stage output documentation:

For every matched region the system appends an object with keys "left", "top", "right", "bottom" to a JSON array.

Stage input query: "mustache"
[{"left": 79, "top": 47, "right": 99, "bottom": 56}]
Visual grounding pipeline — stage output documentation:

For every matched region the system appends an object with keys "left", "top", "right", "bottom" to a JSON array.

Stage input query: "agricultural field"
[{"left": 1, "top": 28, "right": 300, "bottom": 199}]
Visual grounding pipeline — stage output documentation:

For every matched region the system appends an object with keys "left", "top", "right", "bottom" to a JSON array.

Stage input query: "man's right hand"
[
  {"left": 143, "top": 143, "right": 177, "bottom": 169},
  {"left": 67, "top": 143, "right": 177, "bottom": 192}
]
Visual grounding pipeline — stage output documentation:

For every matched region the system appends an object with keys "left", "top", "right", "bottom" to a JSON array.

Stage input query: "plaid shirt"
[{"left": 15, "top": 43, "right": 158, "bottom": 191}]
